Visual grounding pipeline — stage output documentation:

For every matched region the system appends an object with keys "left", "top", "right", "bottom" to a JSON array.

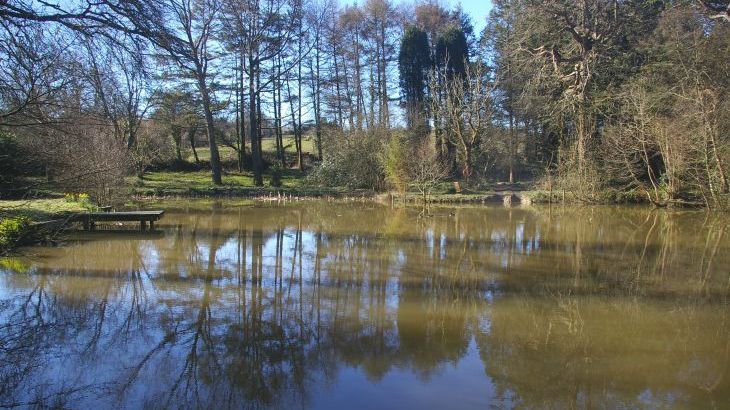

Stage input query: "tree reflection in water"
[{"left": 0, "top": 202, "right": 728, "bottom": 408}]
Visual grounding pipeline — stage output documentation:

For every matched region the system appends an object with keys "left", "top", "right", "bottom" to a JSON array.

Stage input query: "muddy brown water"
[{"left": 0, "top": 200, "right": 728, "bottom": 409}]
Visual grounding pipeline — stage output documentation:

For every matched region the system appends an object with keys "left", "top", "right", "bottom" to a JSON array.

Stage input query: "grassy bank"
[
  {"left": 131, "top": 170, "right": 355, "bottom": 198},
  {"left": 136, "top": 136, "right": 564, "bottom": 204},
  {"left": 0, "top": 198, "right": 92, "bottom": 254},
  {"left": 0, "top": 198, "right": 90, "bottom": 220},
  {"left": 130, "top": 170, "right": 546, "bottom": 204},
  {"left": 134, "top": 135, "right": 345, "bottom": 197}
]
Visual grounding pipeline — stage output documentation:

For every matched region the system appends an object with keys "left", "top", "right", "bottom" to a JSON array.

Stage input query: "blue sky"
[{"left": 450, "top": 0, "right": 491, "bottom": 33}]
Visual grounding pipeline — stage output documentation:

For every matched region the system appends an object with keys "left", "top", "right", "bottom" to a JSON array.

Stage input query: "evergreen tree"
[
  {"left": 435, "top": 26, "right": 469, "bottom": 77},
  {"left": 398, "top": 25, "right": 431, "bottom": 136}
]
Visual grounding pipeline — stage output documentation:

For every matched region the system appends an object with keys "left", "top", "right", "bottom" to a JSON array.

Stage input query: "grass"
[
  {"left": 135, "top": 169, "right": 306, "bottom": 189},
  {"left": 129, "top": 198, "right": 257, "bottom": 211},
  {"left": 189, "top": 135, "right": 316, "bottom": 163},
  {"left": 130, "top": 168, "right": 347, "bottom": 197},
  {"left": 261, "top": 135, "right": 316, "bottom": 153},
  {"left": 131, "top": 165, "right": 544, "bottom": 203},
  {"left": 0, "top": 198, "right": 91, "bottom": 253},
  {"left": 0, "top": 198, "right": 89, "bottom": 220}
]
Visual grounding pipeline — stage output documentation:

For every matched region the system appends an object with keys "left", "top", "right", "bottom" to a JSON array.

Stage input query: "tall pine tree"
[{"left": 398, "top": 25, "right": 431, "bottom": 137}]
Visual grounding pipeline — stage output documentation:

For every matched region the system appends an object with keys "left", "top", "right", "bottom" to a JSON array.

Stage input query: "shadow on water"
[{"left": 0, "top": 201, "right": 728, "bottom": 408}]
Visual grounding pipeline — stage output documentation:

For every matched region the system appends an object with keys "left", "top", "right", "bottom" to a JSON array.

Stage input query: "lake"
[{"left": 0, "top": 200, "right": 728, "bottom": 408}]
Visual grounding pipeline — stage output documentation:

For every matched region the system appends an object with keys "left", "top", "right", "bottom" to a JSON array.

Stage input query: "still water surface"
[{"left": 0, "top": 200, "right": 728, "bottom": 409}]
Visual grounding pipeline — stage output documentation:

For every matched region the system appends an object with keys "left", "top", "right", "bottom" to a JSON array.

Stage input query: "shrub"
[
  {"left": 308, "top": 129, "right": 386, "bottom": 190},
  {"left": 407, "top": 141, "right": 449, "bottom": 202},
  {"left": 381, "top": 132, "right": 410, "bottom": 193},
  {"left": 0, "top": 216, "right": 32, "bottom": 252},
  {"left": 381, "top": 133, "right": 448, "bottom": 201},
  {"left": 22, "top": 122, "right": 131, "bottom": 204}
]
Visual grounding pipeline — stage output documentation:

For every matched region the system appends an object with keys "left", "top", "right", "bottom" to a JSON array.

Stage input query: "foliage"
[
  {"left": 0, "top": 216, "right": 32, "bottom": 252},
  {"left": 381, "top": 132, "right": 411, "bottom": 193},
  {"left": 601, "top": 6, "right": 730, "bottom": 207},
  {"left": 399, "top": 26, "right": 431, "bottom": 135},
  {"left": 381, "top": 132, "right": 449, "bottom": 200},
  {"left": 38, "top": 123, "right": 130, "bottom": 204},
  {"left": 308, "top": 129, "right": 386, "bottom": 190},
  {"left": 0, "top": 0, "right": 728, "bottom": 207},
  {"left": 430, "top": 61, "right": 494, "bottom": 185},
  {"left": 435, "top": 26, "right": 469, "bottom": 76},
  {"left": 64, "top": 192, "right": 96, "bottom": 210}
]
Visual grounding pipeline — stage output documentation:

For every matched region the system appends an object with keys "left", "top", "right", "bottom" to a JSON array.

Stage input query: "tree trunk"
[
  {"left": 333, "top": 37, "right": 343, "bottom": 129},
  {"left": 189, "top": 127, "right": 199, "bottom": 163},
  {"left": 508, "top": 109, "right": 515, "bottom": 184},
  {"left": 354, "top": 31, "right": 364, "bottom": 131},
  {"left": 249, "top": 55, "right": 263, "bottom": 186},
  {"left": 314, "top": 27, "right": 322, "bottom": 160},
  {"left": 272, "top": 62, "right": 283, "bottom": 166},
  {"left": 175, "top": 131, "right": 182, "bottom": 161},
  {"left": 296, "top": 32, "right": 304, "bottom": 170},
  {"left": 196, "top": 72, "right": 222, "bottom": 185},
  {"left": 235, "top": 59, "right": 242, "bottom": 172},
  {"left": 240, "top": 53, "right": 247, "bottom": 171},
  {"left": 707, "top": 121, "right": 729, "bottom": 194},
  {"left": 379, "top": 19, "right": 389, "bottom": 128},
  {"left": 576, "top": 90, "right": 587, "bottom": 175},
  {"left": 276, "top": 57, "right": 285, "bottom": 165}
]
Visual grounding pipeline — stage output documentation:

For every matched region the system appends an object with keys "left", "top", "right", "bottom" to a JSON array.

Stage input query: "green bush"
[
  {"left": 308, "top": 129, "right": 386, "bottom": 190},
  {"left": 381, "top": 132, "right": 410, "bottom": 193},
  {"left": 0, "top": 216, "right": 32, "bottom": 252}
]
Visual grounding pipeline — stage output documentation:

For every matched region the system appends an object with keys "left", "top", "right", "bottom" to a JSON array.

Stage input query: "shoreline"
[{"left": 0, "top": 192, "right": 720, "bottom": 255}]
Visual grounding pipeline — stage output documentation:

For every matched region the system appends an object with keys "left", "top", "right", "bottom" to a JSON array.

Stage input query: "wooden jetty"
[{"left": 72, "top": 210, "right": 165, "bottom": 231}]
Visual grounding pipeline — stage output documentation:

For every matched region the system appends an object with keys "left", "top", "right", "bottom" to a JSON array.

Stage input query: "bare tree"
[
  {"left": 81, "top": 36, "right": 152, "bottom": 150},
  {"left": 431, "top": 61, "right": 494, "bottom": 185},
  {"left": 409, "top": 140, "right": 449, "bottom": 204},
  {"left": 698, "top": 0, "right": 730, "bottom": 22},
  {"left": 223, "top": 0, "right": 301, "bottom": 185},
  {"left": 0, "top": 22, "right": 72, "bottom": 127},
  {"left": 155, "top": 0, "right": 225, "bottom": 185}
]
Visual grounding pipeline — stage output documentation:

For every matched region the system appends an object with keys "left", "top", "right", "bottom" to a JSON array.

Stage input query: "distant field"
[
  {"left": 261, "top": 135, "right": 316, "bottom": 153},
  {"left": 188, "top": 135, "right": 316, "bottom": 163}
]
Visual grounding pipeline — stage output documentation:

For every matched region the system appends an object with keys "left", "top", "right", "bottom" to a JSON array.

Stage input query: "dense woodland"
[{"left": 0, "top": 0, "right": 729, "bottom": 207}]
